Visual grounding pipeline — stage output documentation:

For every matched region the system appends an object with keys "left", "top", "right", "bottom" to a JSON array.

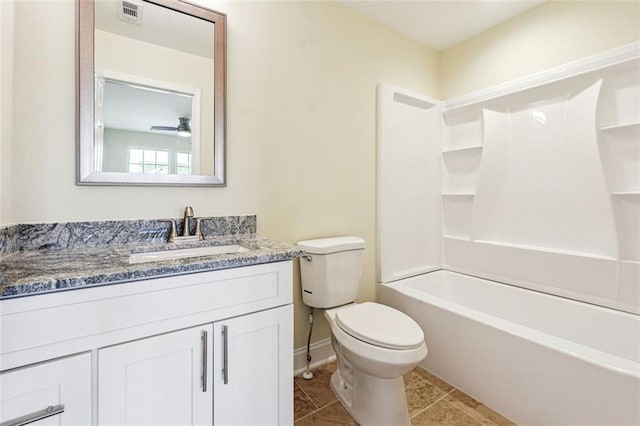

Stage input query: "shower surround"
[
  {"left": 378, "top": 42, "right": 640, "bottom": 316},
  {"left": 376, "top": 42, "right": 640, "bottom": 424}
]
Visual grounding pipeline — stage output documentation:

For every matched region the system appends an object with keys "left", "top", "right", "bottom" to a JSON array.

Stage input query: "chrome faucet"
[{"left": 183, "top": 206, "right": 194, "bottom": 236}]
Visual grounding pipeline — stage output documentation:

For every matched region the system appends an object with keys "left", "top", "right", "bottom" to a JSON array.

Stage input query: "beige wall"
[
  {"left": 6, "top": 0, "right": 439, "bottom": 348},
  {"left": 440, "top": 1, "right": 640, "bottom": 99},
  {"left": 0, "top": 0, "right": 14, "bottom": 226}
]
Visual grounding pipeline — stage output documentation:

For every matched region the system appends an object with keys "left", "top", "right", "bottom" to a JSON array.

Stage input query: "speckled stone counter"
[{"left": 0, "top": 216, "right": 302, "bottom": 299}]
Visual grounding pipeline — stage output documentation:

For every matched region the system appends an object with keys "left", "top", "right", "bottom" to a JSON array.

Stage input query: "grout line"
[
  {"left": 411, "top": 386, "right": 483, "bottom": 426},
  {"left": 441, "top": 398, "right": 484, "bottom": 426},
  {"left": 410, "top": 387, "right": 456, "bottom": 419},
  {"left": 294, "top": 380, "right": 320, "bottom": 410},
  {"left": 314, "top": 398, "right": 339, "bottom": 411},
  {"left": 294, "top": 400, "right": 339, "bottom": 423}
]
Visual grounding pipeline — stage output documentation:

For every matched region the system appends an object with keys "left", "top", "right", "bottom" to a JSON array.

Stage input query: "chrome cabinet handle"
[
  {"left": 201, "top": 330, "right": 208, "bottom": 392},
  {"left": 1, "top": 404, "right": 65, "bottom": 426},
  {"left": 222, "top": 325, "right": 229, "bottom": 384}
]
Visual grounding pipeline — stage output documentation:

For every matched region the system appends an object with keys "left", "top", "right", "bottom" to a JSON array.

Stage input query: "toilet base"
[{"left": 330, "top": 357, "right": 411, "bottom": 426}]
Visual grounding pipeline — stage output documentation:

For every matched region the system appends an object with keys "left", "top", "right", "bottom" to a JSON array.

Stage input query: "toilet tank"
[{"left": 297, "top": 236, "right": 365, "bottom": 308}]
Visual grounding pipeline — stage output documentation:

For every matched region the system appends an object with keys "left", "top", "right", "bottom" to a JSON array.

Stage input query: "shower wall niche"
[
  {"left": 441, "top": 108, "right": 483, "bottom": 239},
  {"left": 441, "top": 51, "right": 640, "bottom": 314}
]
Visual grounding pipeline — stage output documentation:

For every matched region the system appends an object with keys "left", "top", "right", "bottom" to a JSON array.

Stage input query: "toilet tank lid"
[{"left": 297, "top": 236, "right": 365, "bottom": 254}]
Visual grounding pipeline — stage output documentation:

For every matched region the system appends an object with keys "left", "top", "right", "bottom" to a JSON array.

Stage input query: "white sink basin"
[{"left": 129, "top": 244, "right": 250, "bottom": 264}]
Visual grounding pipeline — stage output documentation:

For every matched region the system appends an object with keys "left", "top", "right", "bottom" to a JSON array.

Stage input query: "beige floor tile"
[
  {"left": 293, "top": 364, "right": 514, "bottom": 426},
  {"left": 294, "top": 382, "right": 318, "bottom": 421},
  {"left": 295, "top": 362, "right": 338, "bottom": 408},
  {"left": 413, "top": 367, "right": 455, "bottom": 394},
  {"left": 295, "top": 401, "right": 358, "bottom": 426},
  {"left": 404, "top": 368, "right": 453, "bottom": 417},
  {"left": 412, "top": 399, "right": 481, "bottom": 426},
  {"left": 445, "top": 390, "right": 515, "bottom": 426}
]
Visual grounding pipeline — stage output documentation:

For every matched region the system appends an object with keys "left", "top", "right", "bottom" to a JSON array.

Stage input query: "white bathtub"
[{"left": 378, "top": 270, "right": 640, "bottom": 425}]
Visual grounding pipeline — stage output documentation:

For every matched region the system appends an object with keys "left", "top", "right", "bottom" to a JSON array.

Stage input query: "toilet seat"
[{"left": 335, "top": 302, "right": 424, "bottom": 350}]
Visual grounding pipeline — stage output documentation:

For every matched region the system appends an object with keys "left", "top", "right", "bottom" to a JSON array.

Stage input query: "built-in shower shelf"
[
  {"left": 442, "top": 145, "right": 483, "bottom": 155},
  {"left": 472, "top": 239, "right": 618, "bottom": 261},
  {"left": 612, "top": 191, "right": 640, "bottom": 195},
  {"left": 441, "top": 235, "right": 471, "bottom": 242},
  {"left": 600, "top": 122, "right": 640, "bottom": 134},
  {"left": 441, "top": 192, "right": 475, "bottom": 196}
]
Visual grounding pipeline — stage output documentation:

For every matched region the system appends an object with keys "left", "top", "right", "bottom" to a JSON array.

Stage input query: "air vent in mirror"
[{"left": 118, "top": 0, "right": 143, "bottom": 25}]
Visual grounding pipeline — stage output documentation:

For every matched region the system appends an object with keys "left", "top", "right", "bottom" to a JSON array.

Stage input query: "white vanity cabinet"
[
  {"left": 0, "top": 261, "right": 294, "bottom": 426},
  {"left": 213, "top": 305, "right": 293, "bottom": 425},
  {"left": 98, "top": 324, "right": 214, "bottom": 425},
  {"left": 0, "top": 353, "right": 92, "bottom": 425}
]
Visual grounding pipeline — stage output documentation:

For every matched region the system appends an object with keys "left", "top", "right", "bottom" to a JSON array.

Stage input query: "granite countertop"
[{"left": 0, "top": 234, "right": 302, "bottom": 299}]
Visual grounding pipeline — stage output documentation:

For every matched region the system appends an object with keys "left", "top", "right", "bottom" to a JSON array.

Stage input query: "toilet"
[{"left": 297, "top": 236, "right": 427, "bottom": 426}]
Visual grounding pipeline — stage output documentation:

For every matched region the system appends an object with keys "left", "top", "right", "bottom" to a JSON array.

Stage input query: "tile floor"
[{"left": 294, "top": 362, "right": 515, "bottom": 425}]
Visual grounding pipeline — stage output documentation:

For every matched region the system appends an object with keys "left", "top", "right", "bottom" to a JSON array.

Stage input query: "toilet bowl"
[{"left": 325, "top": 302, "right": 428, "bottom": 426}]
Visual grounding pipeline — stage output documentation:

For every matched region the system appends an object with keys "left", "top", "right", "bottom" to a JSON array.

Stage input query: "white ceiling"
[
  {"left": 340, "top": 0, "right": 545, "bottom": 51},
  {"left": 95, "top": 0, "right": 214, "bottom": 59},
  {"left": 103, "top": 80, "right": 192, "bottom": 134}
]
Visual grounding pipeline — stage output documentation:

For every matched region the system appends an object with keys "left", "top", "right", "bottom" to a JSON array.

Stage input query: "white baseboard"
[{"left": 293, "top": 337, "right": 336, "bottom": 376}]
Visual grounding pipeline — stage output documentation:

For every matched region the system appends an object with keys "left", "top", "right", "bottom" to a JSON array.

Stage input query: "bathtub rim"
[{"left": 379, "top": 269, "right": 640, "bottom": 380}]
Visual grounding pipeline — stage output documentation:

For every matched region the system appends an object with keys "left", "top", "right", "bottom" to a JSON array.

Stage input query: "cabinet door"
[
  {"left": 213, "top": 304, "right": 293, "bottom": 425},
  {"left": 98, "top": 324, "right": 213, "bottom": 425},
  {"left": 0, "top": 353, "right": 91, "bottom": 425}
]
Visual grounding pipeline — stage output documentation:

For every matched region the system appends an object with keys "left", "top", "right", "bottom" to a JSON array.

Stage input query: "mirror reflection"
[
  {"left": 77, "top": 0, "right": 226, "bottom": 186},
  {"left": 99, "top": 79, "right": 199, "bottom": 175}
]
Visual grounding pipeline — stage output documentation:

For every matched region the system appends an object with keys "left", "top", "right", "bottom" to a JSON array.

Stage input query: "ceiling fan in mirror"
[{"left": 150, "top": 117, "right": 191, "bottom": 137}]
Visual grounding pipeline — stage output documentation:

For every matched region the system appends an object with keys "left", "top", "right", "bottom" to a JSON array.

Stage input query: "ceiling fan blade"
[{"left": 150, "top": 126, "right": 178, "bottom": 132}]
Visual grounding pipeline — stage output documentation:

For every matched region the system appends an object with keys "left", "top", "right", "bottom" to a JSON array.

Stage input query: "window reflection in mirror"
[{"left": 77, "top": 0, "right": 226, "bottom": 186}]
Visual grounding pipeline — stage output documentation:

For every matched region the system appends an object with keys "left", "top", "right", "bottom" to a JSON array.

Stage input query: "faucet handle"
[
  {"left": 195, "top": 218, "right": 204, "bottom": 240},
  {"left": 159, "top": 219, "right": 177, "bottom": 243}
]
